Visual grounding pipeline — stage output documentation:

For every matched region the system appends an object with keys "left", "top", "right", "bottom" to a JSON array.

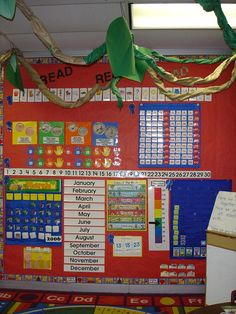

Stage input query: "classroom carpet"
[{"left": 0, "top": 289, "right": 205, "bottom": 313}]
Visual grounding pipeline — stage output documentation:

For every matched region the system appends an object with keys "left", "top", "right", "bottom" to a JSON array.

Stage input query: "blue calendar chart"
[
  {"left": 138, "top": 103, "right": 201, "bottom": 168},
  {"left": 170, "top": 179, "right": 232, "bottom": 259},
  {"left": 5, "top": 178, "right": 62, "bottom": 246}
]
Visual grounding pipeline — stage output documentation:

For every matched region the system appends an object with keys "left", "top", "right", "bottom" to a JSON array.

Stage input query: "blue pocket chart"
[
  {"left": 138, "top": 103, "right": 201, "bottom": 168},
  {"left": 170, "top": 179, "right": 232, "bottom": 259}
]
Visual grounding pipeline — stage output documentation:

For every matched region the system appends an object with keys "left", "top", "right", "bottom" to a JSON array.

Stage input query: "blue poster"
[
  {"left": 138, "top": 103, "right": 201, "bottom": 168},
  {"left": 5, "top": 178, "right": 62, "bottom": 246},
  {"left": 170, "top": 179, "right": 232, "bottom": 259}
]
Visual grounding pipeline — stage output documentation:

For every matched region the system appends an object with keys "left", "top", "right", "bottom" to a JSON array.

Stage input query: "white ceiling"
[{"left": 0, "top": 0, "right": 234, "bottom": 58}]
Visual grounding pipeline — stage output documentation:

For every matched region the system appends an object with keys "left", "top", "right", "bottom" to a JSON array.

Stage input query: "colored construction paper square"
[
  {"left": 12, "top": 121, "right": 37, "bottom": 145},
  {"left": 6, "top": 193, "right": 13, "bottom": 200},
  {"left": 38, "top": 194, "right": 45, "bottom": 201},
  {"left": 23, "top": 194, "right": 30, "bottom": 200},
  {"left": 54, "top": 194, "right": 61, "bottom": 201},
  {"left": 46, "top": 194, "right": 53, "bottom": 201},
  {"left": 30, "top": 194, "right": 37, "bottom": 200},
  {"left": 65, "top": 122, "right": 92, "bottom": 145},
  {"left": 14, "top": 193, "right": 21, "bottom": 200},
  {"left": 39, "top": 122, "right": 64, "bottom": 145}
]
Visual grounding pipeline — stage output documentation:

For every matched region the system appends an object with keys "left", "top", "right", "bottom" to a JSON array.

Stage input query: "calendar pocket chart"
[
  {"left": 5, "top": 178, "right": 62, "bottom": 246},
  {"left": 138, "top": 103, "right": 200, "bottom": 168}
]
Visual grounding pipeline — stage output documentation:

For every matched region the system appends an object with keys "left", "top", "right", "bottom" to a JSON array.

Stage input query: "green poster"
[{"left": 39, "top": 122, "right": 64, "bottom": 145}]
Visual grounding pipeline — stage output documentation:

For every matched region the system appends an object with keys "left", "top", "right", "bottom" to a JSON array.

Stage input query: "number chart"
[{"left": 138, "top": 103, "right": 200, "bottom": 168}]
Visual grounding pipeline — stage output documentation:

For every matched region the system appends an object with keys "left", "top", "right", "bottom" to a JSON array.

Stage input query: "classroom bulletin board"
[{"left": 1, "top": 59, "right": 236, "bottom": 287}]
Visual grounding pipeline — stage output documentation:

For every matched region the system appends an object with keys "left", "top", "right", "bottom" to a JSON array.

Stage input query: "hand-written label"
[{"left": 208, "top": 191, "right": 236, "bottom": 235}]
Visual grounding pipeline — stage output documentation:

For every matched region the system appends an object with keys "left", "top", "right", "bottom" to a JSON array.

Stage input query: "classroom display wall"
[{"left": 1, "top": 60, "right": 235, "bottom": 292}]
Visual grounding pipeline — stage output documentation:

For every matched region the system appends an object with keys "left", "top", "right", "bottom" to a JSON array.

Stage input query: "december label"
[{"left": 64, "top": 264, "right": 104, "bottom": 272}]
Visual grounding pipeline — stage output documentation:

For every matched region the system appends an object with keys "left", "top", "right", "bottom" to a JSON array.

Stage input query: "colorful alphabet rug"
[{"left": 0, "top": 289, "right": 205, "bottom": 313}]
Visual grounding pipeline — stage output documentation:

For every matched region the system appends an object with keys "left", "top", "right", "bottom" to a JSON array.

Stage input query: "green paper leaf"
[
  {"left": 106, "top": 17, "right": 146, "bottom": 82},
  {"left": 6, "top": 59, "right": 24, "bottom": 91},
  {"left": 0, "top": 0, "right": 16, "bottom": 20},
  {"left": 9, "top": 53, "right": 17, "bottom": 72}
]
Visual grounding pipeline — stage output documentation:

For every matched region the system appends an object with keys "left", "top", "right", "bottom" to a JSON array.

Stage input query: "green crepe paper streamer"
[
  {"left": 196, "top": 0, "right": 218, "bottom": 12},
  {"left": 151, "top": 50, "right": 227, "bottom": 64},
  {"left": 214, "top": 3, "right": 236, "bottom": 52},
  {"left": 0, "top": 0, "right": 16, "bottom": 19},
  {"left": 134, "top": 44, "right": 227, "bottom": 66},
  {"left": 84, "top": 43, "right": 107, "bottom": 64},
  {"left": 196, "top": 0, "right": 236, "bottom": 52},
  {"left": 110, "top": 77, "right": 123, "bottom": 109},
  {"left": 6, "top": 55, "right": 24, "bottom": 91},
  {"left": 106, "top": 16, "right": 147, "bottom": 82},
  {"left": 135, "top": 48, "right": 172, "bottom": 80}
]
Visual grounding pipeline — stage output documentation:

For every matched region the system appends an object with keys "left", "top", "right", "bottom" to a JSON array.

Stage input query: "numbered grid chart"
[{"left": 138, "top": 103, "right": 201, "bottom": 168}]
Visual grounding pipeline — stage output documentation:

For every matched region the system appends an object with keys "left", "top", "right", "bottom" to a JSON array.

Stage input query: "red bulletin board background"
[{"left": 2, "top": 60, "right": 236, "bottom": 282}]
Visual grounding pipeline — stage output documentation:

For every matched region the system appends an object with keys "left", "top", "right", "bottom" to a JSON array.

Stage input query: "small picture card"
[
  {"left": 157, "top": 89, "right": 165, "bottom": 101},
  {"left": 119, "top": 88, "right": 126, "bottom": 100},
  {"left": 111, "top": 90, "right": 117, "bottom": 101},
  {"left": 142, "top": 87, "right": 150, "bottom": 101},
  {"left": 27, "top": 89, "right": 35, "bottom": 102},
  {"left": 80, "top": 88, "right": 87, "bottom": 98},
  {"left": 196, "top": 92, "right": 204, "bottom": 101},
  {"left": 173, "top": 87, "right": 181, "bottom": 95},
  {"left": 20, "top": 90, "right": 27, "bottom": 102},
  {"left": 12, "top": 89, "right": 20, "bottom": 102},
  {"left": 150, "top": 87, "right": 157, "bottom": 101},
  {"left": 134, "top": 87, "right": 141, "bottom": 101},
  {"left": 88, "top": 88, "right": 95, "bottom": 101},
  {"left": 58, "top": 88, "right": 65, "bottom": 100},
  {"left": 50, "top": 88, "right": 57, "bottom": 96},
  {"left": 126, "top": 87, "right": 133, "bottom": 101},
  {"left": 42, "top": 93, "right": 49, "bottom": 102},
  {"left": 95, "top": 90, "right": 102, "bottom": 101},
  {"left": 103, "top": 89, "right": 110, "bottom": 101},
  {"left": 204, "top": 94, "right": 212, "bottom": 102},
  {"left": 65, "top": 88, "right": 72, "bottom": 101},
  {"left": 181, "top": 87, "right": 189, "bottom": 99},
  {"left": 71, "top": 88, "right": 79, "bottom": 101},
  {"left": 35, "top": 89, "right": 42, "bottom": 102},
  {"left": 189, "top": 87, "right": 197, "bottom": 101},
  {"left": 165, "top": 87, "right": 172, "bottom": 101}
]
